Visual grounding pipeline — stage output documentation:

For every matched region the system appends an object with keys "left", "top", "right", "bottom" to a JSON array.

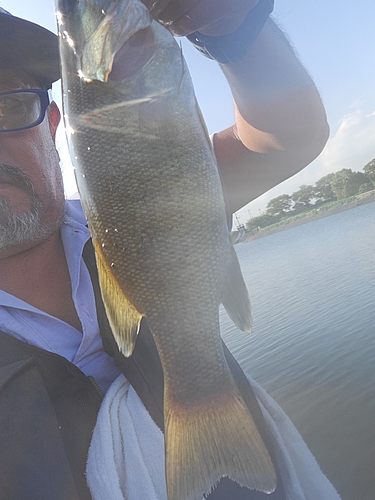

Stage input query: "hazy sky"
[{"left": 2, "top": 0, "right": 375, "bottom": 224}]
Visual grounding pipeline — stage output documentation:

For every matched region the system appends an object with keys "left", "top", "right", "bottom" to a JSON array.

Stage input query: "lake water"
[{"left": 221, "top": 202, "right": 375, "bottom": 500}]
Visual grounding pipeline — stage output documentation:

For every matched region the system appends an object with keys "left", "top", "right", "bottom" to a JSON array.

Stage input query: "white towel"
[{"left": 86, "top": 374, "right": 341, "bottom": 500}]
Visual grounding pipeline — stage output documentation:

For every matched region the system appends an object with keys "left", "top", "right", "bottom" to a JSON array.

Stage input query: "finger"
[
  {"left": 165, "top": 1, "right": 259, "bottom": 37},
  {"left": 142, "top": 0, "right": 260, "bottom": 38},
  {"left": 155, "top": 0, "right": 200, "bottom": 32},
  {"left": 140, "top": 0, "right": 171, "bottom": 18}
]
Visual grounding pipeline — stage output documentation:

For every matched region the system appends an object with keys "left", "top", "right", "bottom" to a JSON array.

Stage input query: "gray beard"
[{"left": 0, "top": 164, "right": 63, "bottom": 251}]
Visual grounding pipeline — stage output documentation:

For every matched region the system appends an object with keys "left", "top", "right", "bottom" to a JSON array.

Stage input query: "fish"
[{"left": 55, "top": 0, "right": 277, "bottom": 498}]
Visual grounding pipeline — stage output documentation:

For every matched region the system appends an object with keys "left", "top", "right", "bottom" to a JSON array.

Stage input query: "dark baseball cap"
[{"left": 0, "top": 8, "right": 60, "bottom": 89}]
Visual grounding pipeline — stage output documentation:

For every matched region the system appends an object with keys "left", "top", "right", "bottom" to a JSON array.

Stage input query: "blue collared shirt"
[{"left": 0, "top": 200, "right": 121, "bottom": 393}]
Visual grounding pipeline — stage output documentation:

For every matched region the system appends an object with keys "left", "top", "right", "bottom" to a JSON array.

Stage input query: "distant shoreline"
[{"left": 240, "top": 193, "right": 375, "bottom": 244}]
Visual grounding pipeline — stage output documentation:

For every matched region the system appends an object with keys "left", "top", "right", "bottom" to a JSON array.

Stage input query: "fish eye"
[{"left": 58, "top": 0, "right": 79, "bottom": 15}]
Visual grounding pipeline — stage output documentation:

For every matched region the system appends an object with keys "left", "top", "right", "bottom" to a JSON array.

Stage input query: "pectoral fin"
[
  {"left": 93, "top": 240, "right": 142, "bottom": 357},
  {"left": 222, "top": 247, "right": 252, "bottom": 333}
]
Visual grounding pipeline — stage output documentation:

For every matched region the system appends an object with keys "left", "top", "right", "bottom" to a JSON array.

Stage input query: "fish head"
[{"left": 56, "top": 0, "right": 153, "bottom": 82}]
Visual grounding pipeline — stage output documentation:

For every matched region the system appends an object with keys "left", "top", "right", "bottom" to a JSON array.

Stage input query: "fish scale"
[{"left": 56, "top": 0, "right": 277, "bottom": 497}]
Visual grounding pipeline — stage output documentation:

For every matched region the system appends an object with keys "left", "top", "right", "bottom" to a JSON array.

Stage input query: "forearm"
[{"left": 216, "top": 19, "right": 329, "bottom": 212}]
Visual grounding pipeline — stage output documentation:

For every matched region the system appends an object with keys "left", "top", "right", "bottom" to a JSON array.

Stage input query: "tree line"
[{"left": 246, "top": 157, "right": 375, "bottom": 232}]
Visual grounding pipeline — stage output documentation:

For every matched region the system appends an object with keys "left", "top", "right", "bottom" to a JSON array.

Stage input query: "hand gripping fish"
[{"left": 56, "top": 0, "right": 277, "bottom": 498}]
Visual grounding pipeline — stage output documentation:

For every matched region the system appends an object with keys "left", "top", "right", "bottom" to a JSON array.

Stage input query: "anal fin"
[
  {"left": 93, "top": 240, "right": 142, "bottom": 357},
  {"left": 222, "top": 247, "right": 252, "bottom": 333}
]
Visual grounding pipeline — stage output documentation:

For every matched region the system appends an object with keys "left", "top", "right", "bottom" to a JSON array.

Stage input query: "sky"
[{"left": 2, "top": 0, "right": 375, "bottom": 225}]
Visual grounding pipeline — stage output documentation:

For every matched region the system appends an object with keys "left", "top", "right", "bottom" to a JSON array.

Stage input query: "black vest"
[{"left": 0, "top": 241, "right": 285, "bottom": 500}]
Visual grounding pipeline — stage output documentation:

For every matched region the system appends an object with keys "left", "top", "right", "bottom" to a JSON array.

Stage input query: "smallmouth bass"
[{"left": 56, "top": 0, "right": 277, "bottom": 498}]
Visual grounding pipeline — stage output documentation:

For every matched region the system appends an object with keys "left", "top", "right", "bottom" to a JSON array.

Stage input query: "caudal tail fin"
[{"left": 164, "top": 385, "right": 277, "bottom": 500}]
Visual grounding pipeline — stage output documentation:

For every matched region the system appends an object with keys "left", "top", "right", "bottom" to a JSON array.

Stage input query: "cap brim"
[{"left": 0, "top": 13, "right": 60, "bottom": 89}]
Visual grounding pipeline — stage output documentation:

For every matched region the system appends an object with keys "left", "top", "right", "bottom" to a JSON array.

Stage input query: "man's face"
[{"left": 0, "top": 69, "right": 65, "bottom": 255}]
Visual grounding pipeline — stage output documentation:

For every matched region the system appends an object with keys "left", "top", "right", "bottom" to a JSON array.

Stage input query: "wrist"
[{"left": 186, "top": 0, "right": 274, "bottom": 64}]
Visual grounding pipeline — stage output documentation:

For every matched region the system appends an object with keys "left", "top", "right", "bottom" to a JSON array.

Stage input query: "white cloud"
[
  {"left": 319, "top": 108, "right": 375, "bottom": 175},
  {"left": 235, "top": 106, "right": 375, "bottom": 225}
]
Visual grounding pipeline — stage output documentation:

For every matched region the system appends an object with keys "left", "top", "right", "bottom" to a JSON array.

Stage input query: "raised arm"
[
  {"left": 143, "top": 0, "right": 330, "bottom": 213},
  {"left": 213, "top": 18, "right": 329, "bottom": 213}
]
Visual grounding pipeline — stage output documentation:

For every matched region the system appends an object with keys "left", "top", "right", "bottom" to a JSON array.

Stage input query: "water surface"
[{"left": 221, "top": 202, "right": 375, "bottom": 499}]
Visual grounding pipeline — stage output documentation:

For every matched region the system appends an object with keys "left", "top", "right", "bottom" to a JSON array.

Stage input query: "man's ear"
[{"left": 48, "top": 101, "right": 61, "bottom": 143}]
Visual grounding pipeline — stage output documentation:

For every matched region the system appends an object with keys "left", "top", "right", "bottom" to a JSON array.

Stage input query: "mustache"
[{"left": 0, "top": 163, "right": 35, "bottom": 196}]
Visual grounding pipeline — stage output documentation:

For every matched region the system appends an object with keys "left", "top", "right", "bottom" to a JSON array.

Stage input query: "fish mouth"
[
  {"left": 77, "top": 0, "right": 153, "bottom": 83},
  {"left": 109, "top": 26, "right": 157, "bottom": 82}
]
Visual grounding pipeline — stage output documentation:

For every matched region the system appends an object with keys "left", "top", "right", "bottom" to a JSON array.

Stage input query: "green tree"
[
  {"left": 314, "top": 173, "right": 336, "bottom": 202},
  {"left": 246, "top": 214, "right": 276, "bottom": 232},
  {"left": 292, "top": 184, "right": 315, "bottom": 212},
  {"left": 265, "top": 194, "right": 293, "bottom": 216},
  {"left": 363, "top": 157, "right": 375, "bottom": 184},
  {"left": 358, "top": 181, "right": 374, "bottom": 194},
  {"left": 331, "top": 169, "right": 373, "bottom": 199}
]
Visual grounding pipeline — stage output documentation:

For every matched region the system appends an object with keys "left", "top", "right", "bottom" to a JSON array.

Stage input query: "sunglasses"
[{"left": 0, "top": 89, "right": 52, "bottom": 133}]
